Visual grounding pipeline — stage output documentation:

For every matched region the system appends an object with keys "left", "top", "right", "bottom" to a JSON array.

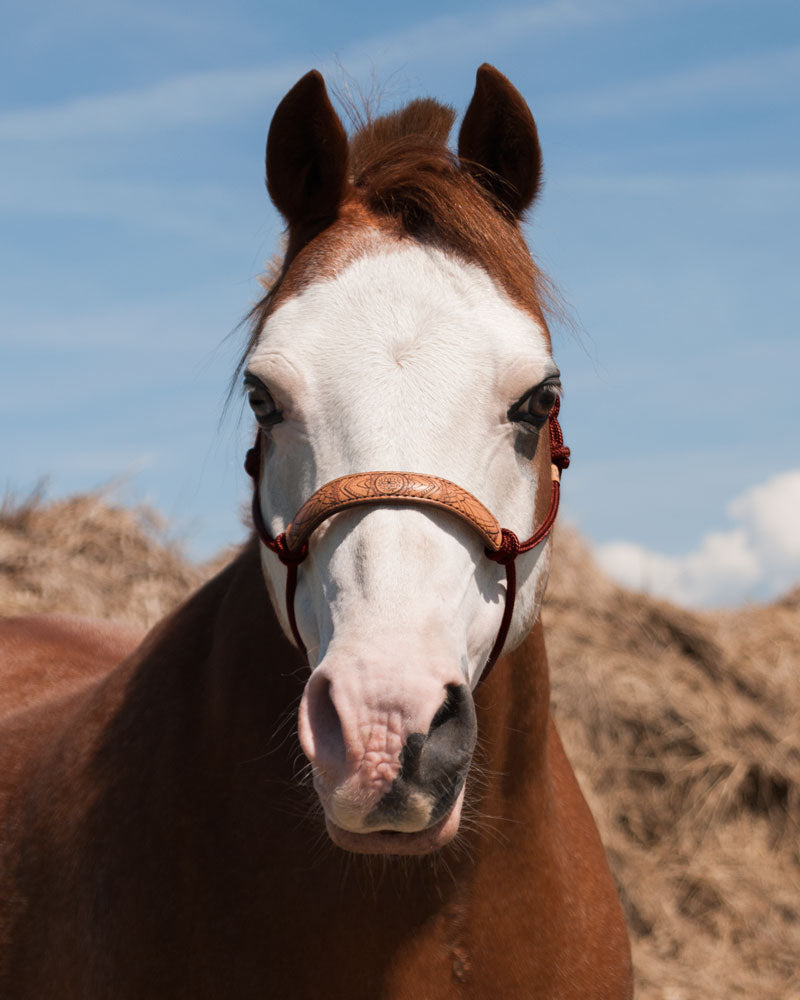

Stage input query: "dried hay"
[
  {"left": 546, "top": 529, "right": 799, "bottom": 1000},
  {"left": 0, "top": 487, "right": 227, "bottom": 630},
  {"left": 1, "top": 492, "right": 797, "bottom": 999}
]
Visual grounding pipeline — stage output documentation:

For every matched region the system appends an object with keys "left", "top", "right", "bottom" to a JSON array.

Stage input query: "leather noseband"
[{"left": 245, "top": 397, "right": 569, "bottom": 683}]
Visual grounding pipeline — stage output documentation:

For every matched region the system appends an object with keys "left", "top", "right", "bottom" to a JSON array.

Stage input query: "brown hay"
[
  {"left": 1, "top": 493, "right": 797, "bottom": 998},
  {"left": 0, "top": 488, "right": 226, "bottom": 630},
  {"left": 545, "top": 528, "right": 799, "bottom": 1000}
]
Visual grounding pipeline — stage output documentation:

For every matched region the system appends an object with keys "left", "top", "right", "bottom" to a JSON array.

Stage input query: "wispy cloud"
[
  {"left": 0, "top": 293, "right": 250, "bottom": 356},
  {"left": 43, "top": 447, "right": 158, "bottom": 477},
  {"left": 0, "top": 65, "right": 302, "bottom": 142},
  {"left": 550, "top": 44, "right": 800, "bottom": 118},
  {"left": 344, "top": 0, "right": 626, "bottom": 69},
  {"left": 556, "top": 168, "right": 800, "bottom": 213},
  {"left": 596, "top": 469, "right": 800, "bottom": 606},
  {"left": 0, "top": 0, "right": 698, "bottom": 240},
  {"left": 0, "top": 164, "right": 258, "bottom": 238},
  {"left": 0, "top": 0, "right": 717, "bottom": 143},
  {"left": 11, "top": 0, "right": 225, "bottom": 53}
]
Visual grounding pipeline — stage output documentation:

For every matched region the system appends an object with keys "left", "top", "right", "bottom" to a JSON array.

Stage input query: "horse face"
[
  {"left": 245, "top": 67, "right": 558, "bottom": 853},
  {"left": 247, "top": 240, "right": 557, "bottom": 852}
]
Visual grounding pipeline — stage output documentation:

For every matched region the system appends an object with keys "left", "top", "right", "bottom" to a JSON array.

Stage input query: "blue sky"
[{"left": 2, "top": 0, "right": 798, "bottom": 605}]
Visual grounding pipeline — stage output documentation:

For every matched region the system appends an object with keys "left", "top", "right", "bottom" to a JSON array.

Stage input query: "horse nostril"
[
  {"left": 302, "top": 674, "right": 346, "bottom": 773},
  {"left": 415, "top": 683, "right": 477, "bottom": 787},
  {"left": 429, "top": 684, "right": 463, "bottom": 733}
]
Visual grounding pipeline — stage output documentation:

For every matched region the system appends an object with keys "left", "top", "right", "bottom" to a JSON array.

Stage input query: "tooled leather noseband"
[{"left": 245, "top": 397, "right": 570, "bottom": 682}]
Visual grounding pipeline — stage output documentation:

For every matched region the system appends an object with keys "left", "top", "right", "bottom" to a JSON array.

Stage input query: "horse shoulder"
[{"left": 0, "top": 614, "right": 143, "bottom": 857}]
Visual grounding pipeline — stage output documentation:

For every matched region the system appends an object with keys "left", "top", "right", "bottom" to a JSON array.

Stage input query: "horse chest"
[{"left": 181, "top": 830, "right": 594, "bottom": 1000}]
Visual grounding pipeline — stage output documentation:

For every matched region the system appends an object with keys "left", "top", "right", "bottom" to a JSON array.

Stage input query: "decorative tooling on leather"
[{"left": 285, "top": 472, "right": 504, "bottom": 553}]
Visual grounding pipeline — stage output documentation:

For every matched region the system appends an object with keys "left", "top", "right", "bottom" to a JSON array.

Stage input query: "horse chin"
[{"left": 325, "top": 787, "right": 465, "bottom": 856}]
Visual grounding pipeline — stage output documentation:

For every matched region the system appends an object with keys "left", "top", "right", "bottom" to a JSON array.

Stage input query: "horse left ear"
[
  {"left": 458, "top": 64, "right": 542, "bottom": 219},
  {"left": 266, "top": 70, "right": 349, "bottom": 226}
]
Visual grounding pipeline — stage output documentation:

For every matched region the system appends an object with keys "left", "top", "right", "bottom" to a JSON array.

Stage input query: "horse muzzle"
[{"left": 298, "top": 669, "right": 477, "bottom": 854}]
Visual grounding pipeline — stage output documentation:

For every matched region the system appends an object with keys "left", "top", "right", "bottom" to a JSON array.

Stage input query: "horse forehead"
[{"left": 259, "top": 241, "right": 553, "bottom": 387}]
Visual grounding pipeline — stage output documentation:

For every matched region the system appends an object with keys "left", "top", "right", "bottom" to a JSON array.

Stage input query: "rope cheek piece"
[{"left": 245, "top": 396, "right": 570, "bottom": 684}]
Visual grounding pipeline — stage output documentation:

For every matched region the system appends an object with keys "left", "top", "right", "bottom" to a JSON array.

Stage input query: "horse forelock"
[
  {"left": 347, "top": 97, "right": 457, "bottom": 172},
  {"left": 241, "top": 98, "right": 556, "bottom": 371}
]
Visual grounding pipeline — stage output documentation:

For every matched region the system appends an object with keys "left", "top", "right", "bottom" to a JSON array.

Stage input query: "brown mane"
[{"left": 242, "top": 97, "right": 556, "bottom": 370}]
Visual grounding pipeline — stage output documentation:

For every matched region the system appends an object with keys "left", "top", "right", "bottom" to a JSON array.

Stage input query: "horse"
[{"left": 0, "top": 65, "right": 632, "bottom": 998}]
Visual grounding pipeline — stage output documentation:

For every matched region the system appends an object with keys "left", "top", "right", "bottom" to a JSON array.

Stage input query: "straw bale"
[
  {"left": 0, "top": 488, "right": 216, "bottom": 630},
  {"left": 0, "top": 494, "right": 797, "bottom": 998},
  {"left": 546, "top": 527, "right": 799, "bottom": 1000}
]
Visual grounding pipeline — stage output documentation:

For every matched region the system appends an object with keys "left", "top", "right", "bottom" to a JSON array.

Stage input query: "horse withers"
[{"left": 0, "top": 66, "right": 632, "bottom": 998}]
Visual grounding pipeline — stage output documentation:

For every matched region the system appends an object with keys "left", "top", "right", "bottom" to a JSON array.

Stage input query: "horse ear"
[
  {"left": 266, "top": 70, "right": 349, "bottom": 226},
  {"left": 458, "top": 64, "right": 542, "bottom": 218}
]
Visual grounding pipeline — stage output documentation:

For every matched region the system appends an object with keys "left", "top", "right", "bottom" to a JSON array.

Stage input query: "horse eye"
[
  {"left": 245, "top": 380, "right": 282, "bottom": 427},
  {"left": 509, "top": 382, "right": 560, "bottom": 427}
]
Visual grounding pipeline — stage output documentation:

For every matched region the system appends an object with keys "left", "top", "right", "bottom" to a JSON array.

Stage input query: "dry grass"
[
  {"left": 546, "top": 529, "right": 799, "bottom": 1000},
  {"left": 0, "top": 488, "right": 228, "bottom": 629},
  {"left": 1, "top": 492, "right": 797, "bottom": 999}
]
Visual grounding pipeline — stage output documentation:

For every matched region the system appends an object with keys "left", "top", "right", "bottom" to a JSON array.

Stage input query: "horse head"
[{"left": 244, "top": 65, "right": 562, "bottom": 854}]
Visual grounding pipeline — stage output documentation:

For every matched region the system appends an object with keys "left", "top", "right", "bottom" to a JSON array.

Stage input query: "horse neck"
[
  {"left": 473, "top": 618, "right": 552, "bottom": 815},
  {"left": 188, "top": 539, "right": 307, "bottom": 770}
]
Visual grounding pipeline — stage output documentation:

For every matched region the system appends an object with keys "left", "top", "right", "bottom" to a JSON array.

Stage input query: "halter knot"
[
  {"left": 486, "top": 528, "right": 521, "bottom": 565},
  {"left": 548, "top": 395, "right": 571, "bottom": 471},
  {"left": 270, "top": 533, "right": 309, "bottom": 567},
  {"left": 551, "top": 442, "right": 571, "bottom": 471}
]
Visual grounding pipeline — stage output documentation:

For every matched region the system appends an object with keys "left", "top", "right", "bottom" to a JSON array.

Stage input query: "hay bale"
[
  {"left": 546, "top": 528, "right": 799, "bottom": 1000},
  {"left": 1, "top": 494, "right": 797, "bottom": 998},
  {"left": 0, "top": 488, "right": 215, "bottom": 629}
]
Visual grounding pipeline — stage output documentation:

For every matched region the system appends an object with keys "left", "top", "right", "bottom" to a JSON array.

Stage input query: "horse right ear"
[
  {"left": 458, "top": 64, "right": 542, "bottom": 219},
  {"left": 266, "top": 71, "right": 349, "bottom": 226}
]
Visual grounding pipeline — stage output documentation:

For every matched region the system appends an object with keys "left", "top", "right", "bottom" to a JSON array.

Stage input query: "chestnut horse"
[{"left": 0, "top": 66, "right": 632, "bottom": 998}]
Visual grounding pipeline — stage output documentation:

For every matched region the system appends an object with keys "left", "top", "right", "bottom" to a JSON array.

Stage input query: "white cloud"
[
  {"left": 729, "top": 472, "right": 800, "bottom": 565},
  {"left": 595, "top": 470, "right": 800, "bottom": 607}
]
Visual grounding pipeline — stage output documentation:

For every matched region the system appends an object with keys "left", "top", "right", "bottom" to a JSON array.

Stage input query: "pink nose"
[
  {"left": 297, "top": 670, "right": 350, "bottom": 784},
  {"left": 297, "top": 666, "right": 477, "bottom": 824}
]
